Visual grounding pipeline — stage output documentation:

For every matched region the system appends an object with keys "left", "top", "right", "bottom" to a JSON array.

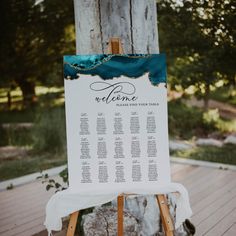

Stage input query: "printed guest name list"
[{"left": 65, "top": 74, "right": 171, "bottom": 194}]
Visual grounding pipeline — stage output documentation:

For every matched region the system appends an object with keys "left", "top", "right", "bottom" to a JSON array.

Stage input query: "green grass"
[
  {"left": 0, "top": 86, "right": 64, "bottom": 123},
  {"left": 0, "top": 109, "right": 36, "bottom": 123},
  {"left": 0, "top": 152, "right": 67, "bottom": 181},
  {"left": 171, "top": 144, "right": 236, "bottom": 165},
  {"left": 0, "top": 126, "right": 33, "bottom": 146},
  {"left": 0, "top": 105, "right": 67, "bottom": 180}
]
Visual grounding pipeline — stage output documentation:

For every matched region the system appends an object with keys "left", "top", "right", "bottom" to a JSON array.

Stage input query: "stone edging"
[
  {"left": 171, "top": 157, "right": 236, "bottom": 171},
  {"left": 0, "top": 165, "right": 67, "bottom": 191}
]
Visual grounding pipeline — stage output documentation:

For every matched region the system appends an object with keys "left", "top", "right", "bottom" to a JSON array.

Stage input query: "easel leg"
[
  {"left": 66, "top": 211, "right": 79, "bottom": 236},
  {"left": 108, "top": 38, "right": 124, "bottom": 236},
  {"left": 156, "top": 195, "right": 174, "bottom": 236},
  {"left": 117, "top": 195, "right": 124, "bottom": 236}
]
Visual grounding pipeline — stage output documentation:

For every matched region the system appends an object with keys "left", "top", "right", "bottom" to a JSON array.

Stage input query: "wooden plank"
[
  {"left": 117, "top": 195, "right": 124, "bottom": 236},
  {"left": 172, "top": 166, "right": 205, "bottom": 183},
  {"left": 14, "top": 224, "right": 46, "bottom": 236},
  {"left": 156, "top": 195, "right": 174, "bottom": 236},
  {"left": 186, "top": 168, "right": 222, "bottom": 192},
  {"left": 223, "top": 224, "right": 236, "bottom": 236},
  {"left": 170, "top": 163, "right": 192, "bottom": 175},
  {"left": 0, "top": 182, "right": 47, "bottom": 203},
  {"left": 192, "top": 188, "right": 236, "bottom": 226},
  {"left": 107, "top": 38, "right": 124, "bottom": 54},
  {"left": 0, "top": 191, "right": 52, "bottom": 220},
  {"left": 0, "top": 211, "right": 46, "bottom": 233},
  {"left": 191, "top": 171, "right": 236, "bottom": 207},
  {"left": 66, "top": 212, "right": 79, "bottom": 236},
  {"left": 192, "top": 175, "right": 236, "bottom": 214},
  {"left": 194, "top": 196, "right": 236, "bottom": 236},
  {"left": 0, "top": 180, "right": 56, "bottom": 205},
  {"left": 171, "top": 165, "right": 198, "bottom": 181},
  {"left": 0, "top": 175, "right": 62, "bottom": 199},
  {"left": 204, "top": 208, "right": 236, "bottom": 236},
  {"left": 0, "top": 190, "right": 52, "bottom": 214},
  {"left": 188, "top": 169, "right": 230, "bottom": 193},
  {"left": 2, "top": 215, "right": 45, "bottom": 236}
]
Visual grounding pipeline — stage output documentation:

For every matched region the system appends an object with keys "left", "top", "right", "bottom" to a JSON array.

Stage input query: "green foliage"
[
  {"left": 202, "top": 108, "right": 220, "bottom": 130},
  {"left": 168, "top": 99, "right": 235, "bottom": 139},
  {"left": 158, "top": 0, "right": 236, "bottom": 101},
  {"left": 0, "top": 0, "right": 75, "bottom": 104},
  {"left": 171, "top": 144, "right": 236, "bottom": 165},
  {"left": 59, "top": 167, "right": 68, "bottom": 184},
  {"left": 209, "top": 86, "right": 236, "bottom": 106},
  {"left": 216, "top": 119, "right": 236, "bottom": 134},
  {"left": 168, "top": 99, "right": 204, "bottom": 139},
  {"left": 33, "top": 107, "right": 66, "bottom": 153},
  {"left": 38, "top": 168, "right": 68, "bottom": 192},
  {"left": 37, "top": 168, "right": 68, "bottom": 194}
]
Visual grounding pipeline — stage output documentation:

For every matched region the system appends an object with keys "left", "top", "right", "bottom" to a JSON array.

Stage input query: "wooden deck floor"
[{"left": 0, "top": 163, "right": 236, "bottom": 236}]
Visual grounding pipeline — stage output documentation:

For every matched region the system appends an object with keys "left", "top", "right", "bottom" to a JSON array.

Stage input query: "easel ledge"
[{"left": 66, "top": 38, "right": 174, "bottom": 236}]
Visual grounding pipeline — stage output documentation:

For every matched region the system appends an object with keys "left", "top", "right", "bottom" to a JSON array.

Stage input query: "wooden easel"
[{"left": 66, "top": 38, "right": 174, "bottom": 236}]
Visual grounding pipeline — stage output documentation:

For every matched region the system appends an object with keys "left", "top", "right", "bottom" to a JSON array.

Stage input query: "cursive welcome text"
[{"left": 90, "top": 81, "right": 138, "bottom": 104}]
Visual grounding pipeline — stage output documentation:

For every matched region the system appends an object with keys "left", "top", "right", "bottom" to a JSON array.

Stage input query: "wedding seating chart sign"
[{"left": 64, "top": 54, "right": 171, "bottom": 194}]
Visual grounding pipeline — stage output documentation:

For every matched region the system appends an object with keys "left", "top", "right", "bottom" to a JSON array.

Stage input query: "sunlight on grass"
[
  {"left": 52, "top": 97, "right": 65, "bottom": 106},
  {"left": 0, "top": 86, "right": 64, "bottom": 106},
  {"left": 11, "top": 87, "right": 22, "bottom": 97},
  {"left": 0, "top": 97, "right": 7, "bottom": 103},
  {"left": 0, "top": 152, "right": 67, "bottom": 181},
  {"left": 35, "top": 86, "right": 64, "bottom": 96},
  {"left": 0, "top": 87, "right": 23, "bottom": 104}
]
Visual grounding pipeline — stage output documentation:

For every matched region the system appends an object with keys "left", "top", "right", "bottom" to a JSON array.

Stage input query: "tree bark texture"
[
  {"left": 19, "top": 80, "right": 37, "bottom": 107},
  {"left": 74, "top": 0, "right": 159, "bottom": 54},
  {"left": 73, "top": 0, "right": 192, "bottom": 235}
]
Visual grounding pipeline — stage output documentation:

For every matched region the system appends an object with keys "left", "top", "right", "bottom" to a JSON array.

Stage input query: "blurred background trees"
[
  {"left": 0, "top": 0, "right": 75, "bottom": 107},
  {"left": 0, "top": 0, "right": 235, "bottom": 109},
  {"left": 158, "top": 0, "right": 235, "bottom": 109}
]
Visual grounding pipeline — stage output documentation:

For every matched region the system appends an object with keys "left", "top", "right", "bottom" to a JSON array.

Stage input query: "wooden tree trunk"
[
  {"left": 73, "top": 0, "right": 177, "bottom": 235},
  {"left": 74, "top": 0, "right": 159, "bottom": 54}
]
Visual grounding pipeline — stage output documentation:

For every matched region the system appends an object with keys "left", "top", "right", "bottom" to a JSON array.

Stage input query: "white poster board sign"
[{"left": 64, "top": 54, "right": 171, "bottom": 194}]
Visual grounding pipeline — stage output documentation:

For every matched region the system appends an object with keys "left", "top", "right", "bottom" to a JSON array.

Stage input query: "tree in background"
[
  {"left": 158, "top": 0, "right": 236, "bottom": 109},
  {"left": 0, "top": 0, "right": 75, "bottom": 107}
]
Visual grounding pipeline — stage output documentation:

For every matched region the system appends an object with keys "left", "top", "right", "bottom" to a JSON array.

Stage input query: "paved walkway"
[{"left": 0, "top": 163, "right": 236, "bottom": 236}]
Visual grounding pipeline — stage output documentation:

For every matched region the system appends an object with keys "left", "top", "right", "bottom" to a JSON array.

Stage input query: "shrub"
[
  {"left": 168, "top": 99, "right": 225, "bottom": 139},
  {"left": 168, "top": 99, "right": 203, "bottom": 139}
]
